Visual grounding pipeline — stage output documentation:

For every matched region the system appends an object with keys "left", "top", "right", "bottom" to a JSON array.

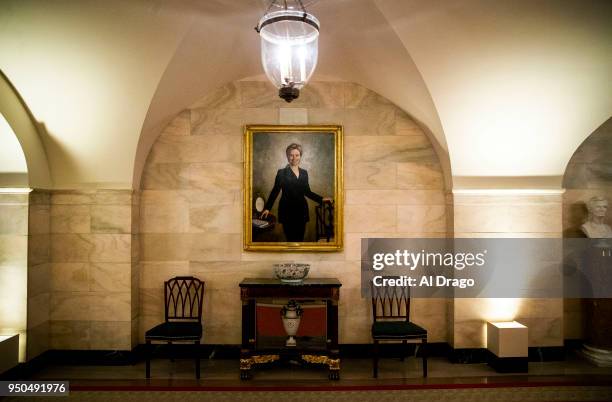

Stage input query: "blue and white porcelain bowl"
[{"left": 273, "top": 263, "right": 310, "bottom": 283}]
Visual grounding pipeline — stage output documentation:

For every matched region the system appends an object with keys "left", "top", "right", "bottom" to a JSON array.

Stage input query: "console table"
[{"left": 239, "top": 278, "right": 341, "bottom": 380}]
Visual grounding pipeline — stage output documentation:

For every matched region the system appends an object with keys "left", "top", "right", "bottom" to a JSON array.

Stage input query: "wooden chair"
[
  {"left": 371, "top": 281, "right": 427, "bottom": 378},
  {"left": 315, "top": 201, "right": 334, "bottom": 242},
  {"left": 145, "top": 276, "right": 205, "bottom": 379}
]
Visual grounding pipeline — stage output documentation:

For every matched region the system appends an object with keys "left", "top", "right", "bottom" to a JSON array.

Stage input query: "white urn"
[{"left": 280, "top": 300, "right": 303, "bottom": 347}]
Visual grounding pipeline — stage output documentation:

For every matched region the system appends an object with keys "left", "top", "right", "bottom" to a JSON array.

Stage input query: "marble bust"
[{"left": 581, "top": 196, "right": 612, "bottom": 239}]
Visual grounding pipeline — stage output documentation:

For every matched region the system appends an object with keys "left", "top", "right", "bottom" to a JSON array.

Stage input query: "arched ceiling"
[
  {"left": 1, "top": 0, "right": 610, "bottom": 189},
  {"left": 376, "top": 0, "right": 612, "bottom": 188}
]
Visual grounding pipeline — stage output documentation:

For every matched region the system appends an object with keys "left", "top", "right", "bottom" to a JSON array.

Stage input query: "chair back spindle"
[
  {"left": 371, "top": 281, "right": 410, "bottom": 322},
  {"left": 164, "top": 276, "right": 205, "bottom": 322}
]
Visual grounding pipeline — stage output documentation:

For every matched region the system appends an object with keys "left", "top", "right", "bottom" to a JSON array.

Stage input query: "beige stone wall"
[
  {"left": 139, "top": 81, "right": 448, "bottom": 344},
  {"left": 48, "top": 190, "right": 136, "bottom": 350},
  {"left": 450, "top": 192, "right": 564, "bottom": 348},
  {"left": 0, "top": 192, "right": 29, "bottom": 361},
  {"left": 562, "top": 117, "right": 612, "bottom": 339},
  {"left": 27, "top": 190, "right": 50, "bottom": 360}
]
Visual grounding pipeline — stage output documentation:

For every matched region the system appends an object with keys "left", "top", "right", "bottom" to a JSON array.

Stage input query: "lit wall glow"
[
  {"left": 483, "top": 298, "right": 522, "bottom": 322},
  {"left": 0, "top": 113, "right": 27, "bottom": 174}
]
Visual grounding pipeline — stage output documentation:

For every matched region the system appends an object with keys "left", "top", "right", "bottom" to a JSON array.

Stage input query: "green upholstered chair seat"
[
  {"left": 372, "top": 321, "right": 427, "bottom": 338},
  {"left": 145, "top": 322, "right": 202, "bottom": 341}
]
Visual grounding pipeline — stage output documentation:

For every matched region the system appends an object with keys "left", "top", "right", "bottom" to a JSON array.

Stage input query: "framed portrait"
[{"left": 244, "top": 125, "right": 343, "bottom": 251}]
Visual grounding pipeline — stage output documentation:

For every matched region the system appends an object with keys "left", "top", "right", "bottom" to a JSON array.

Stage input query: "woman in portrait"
[{"left": 261, "top": 143, "right": 331, "bottom": 242}]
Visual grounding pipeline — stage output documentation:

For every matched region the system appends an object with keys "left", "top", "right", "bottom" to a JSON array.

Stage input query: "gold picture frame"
[{"left": 244, "top": 125, "right": 343, "bottom": 251}]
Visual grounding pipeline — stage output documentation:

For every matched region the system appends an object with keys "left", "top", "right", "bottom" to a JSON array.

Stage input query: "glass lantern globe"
[{"left": 257, "top": 9, "right": 320, "bottom": 102}]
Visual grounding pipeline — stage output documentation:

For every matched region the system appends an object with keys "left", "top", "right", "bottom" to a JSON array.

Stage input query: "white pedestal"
[
  {"left": 0, "top": 334, "right": 19, "bottom": 374},
  {"left": 487, "top": 321, "right": 528, "bottom": 372}
]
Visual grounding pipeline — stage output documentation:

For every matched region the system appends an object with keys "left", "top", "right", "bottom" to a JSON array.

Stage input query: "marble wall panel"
[
  {"left": 138, "top": 81, "right": 448, "bottom": 348},
  {"left": 139, "top": 288, "right": 164, "bottom": 319},
  {"left": 346, "top": 190, "right": 445, "bottom": 206},
  {"left": 89, "top": 292, "right": 131, "bottom": 321},
  {"left": 563, "top": 163, "right": 612, "bottom": 189},
  {"left": 50, "top": 292, "right": 90, "bottom": 321},
  {"left": 518, "top": 317, "right": 563, "bottom": 347},
  {"left": 139, "top": 261, "right": 190, "bottom": 289},
  {"left": 345, "top": 136, "right": 437, "bottom": 163},
  {"left": 131, "top": 193, "right": 141, "bottom": 235},
  {"left": 338, "top": 288, "right": 371, "bottom": 343},
  {"left": 395, "top": 110, "right": 423, "bottom": 136},
  {"left": 345, "top": 205, "right": 396, "bottom": 233},
  {"left": 90, "top": 263, "right": 131, "bottom": 292},
  {"left": 131, "top": 265, "right": 139, "bottom": 321},
  {"left": 51, "top": 191, "right": 95, "bottom": 205},
  {"left": 140, "top": 234, "right": 191, "bottom": 261},
  {"left": 191, "top": 108, "right": 277, "bottom": 136},
  {"left": 0, "top": 193, "right": 29, "bottom": 204},
  {"left": 46, "top": 190, "right": 135, "bottom": 351},
  {"left": 0, "top": 204, "right": 28, "bottom": 234},
  {"left": 50, "top": 321, "right": 90, "bottom": 349},
  {"left": 452, "top": 319, "right": 486, "bottom": 349},
  {"left": 28, "top": 204, "right": 50, "bottom": 235},
  {"left": 50, "top": 205, "right": 90, "bottom": 234},
  {"left": 51, "top": 234, "right": 131, "bottom": 263},
  {"left": 240, "top": 81, "right": 286, "bottom": 108},
  {"left": 344, "top": 82, "right": 392, "bottom": 108},
  {"left": 449, "top": 193, "right": 564, "bottom": 349},
  {"left": 307, "top": 108, "right": 345, "bottom": 126},
  {"left": 344, "top": 162, "right": 397, "bottom": 189},
  {"left": 185, "top": 188, "right": 241, "bottom": 206},
  {"left": 343, "top": 107, "right": 395, "bottom": 136},
  {"left": 160, "top": 110, "right": 190, "bottom": 136},
  {"left": 131, "top": 318, "right": 139, "bottom": 348},
  {"left": 397, "top": 205, "right": 446, "bottom": 233},
  {"left": 90, "top": 321, "right": 132, "bottom": 350},
  {"left": 140, "top": 201, "right": 189, "bottom": 234},
  {"left": 50, "top": 263, "right": 89, "bottom": 292},
  {"left": 0, "top": 234, "right": 28, "bottom": 264},
  {"left": 189, "top": 204, "right": 241, "bottom": 234},
  {"left": 94, "top": 190, "right": 132, "bottom": 206},
  {"left": 27, "top": 293, "right": 49, "bottom": 328},
  {"left": 147, "top": 135, "right": 242, "bottom": 164},
  {"left": 27, "top": 321, "right": 49, "bottom": 360},
  {"left": 191, "top": 82, "right": 241, "bottom": 109},
  {"left": 188, "top": 163, "right": 242, "bottom": 191},
  {"left": 397, "top": 162, "right": 444, "bottom": 189},
  {"left": 88, "top": 235, "right": 131, "bottom": 263},
  {"left": 27, "top": 190, "right": 50, "bottom": 361},
  {"left": 141, "top": 163, "right": 191, "bottom": 190},
  {"left": 201, "top": 288, "right": 241, "bottom": 344},
  {"left": 28, "top": 263, "right": 49, "bottom": 297},
  {"left": 189, "top": 233, "right": 242, "bottom": 262},
  {"left": 91, "top": 206, "right": 131, "bottom": 234}
]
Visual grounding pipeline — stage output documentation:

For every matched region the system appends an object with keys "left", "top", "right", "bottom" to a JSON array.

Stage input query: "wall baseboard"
[{"left": 0, "top": 342, "right": 575, "bottom": 380}]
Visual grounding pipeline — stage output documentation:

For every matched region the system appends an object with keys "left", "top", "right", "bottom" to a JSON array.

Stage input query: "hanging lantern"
[{"left": 256, "top": 1, "right": 320, "bottom": 102}]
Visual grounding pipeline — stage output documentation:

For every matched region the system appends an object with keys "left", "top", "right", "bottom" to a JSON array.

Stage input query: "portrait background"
[{"left": 252, "top": 132, "right": 335, "bottom": 242}]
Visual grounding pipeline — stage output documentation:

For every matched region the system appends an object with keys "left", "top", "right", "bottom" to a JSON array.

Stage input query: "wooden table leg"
[
  {"left": 240, "top": 298, "right": 256, "bottom": 380},
  {"left": 327, "top": 299, "right": 340, "bottom": 380}
]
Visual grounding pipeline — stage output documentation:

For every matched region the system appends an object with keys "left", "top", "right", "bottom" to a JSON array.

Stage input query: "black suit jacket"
[{"left": 264, "top": 166, "right": 323, "bottom": 224}]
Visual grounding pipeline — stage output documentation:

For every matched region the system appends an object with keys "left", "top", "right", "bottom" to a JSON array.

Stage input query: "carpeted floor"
[{"left": 4, "top": 386, "right": 612, "bottom": 402}]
